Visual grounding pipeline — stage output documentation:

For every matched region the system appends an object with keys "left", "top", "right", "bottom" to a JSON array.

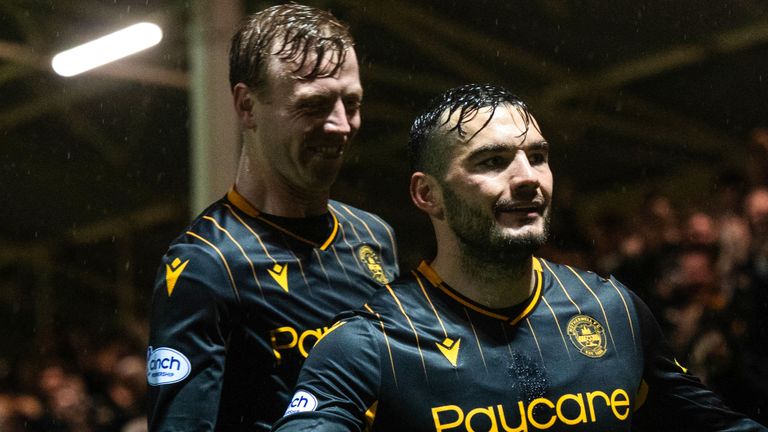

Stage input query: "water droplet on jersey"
[{"left": 508, "top": 351, "right": 549, "bottom": 417}]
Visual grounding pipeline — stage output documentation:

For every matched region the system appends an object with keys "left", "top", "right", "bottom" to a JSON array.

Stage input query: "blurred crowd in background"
[
  {"left": 543, "top": 127, "right": 768, "bottom": 425},
  {"left": 1, "top": 128, "right": 768, "bottom": 430},
  {"left": 0, "top": 327, "right": 147, "bottom": 431}
]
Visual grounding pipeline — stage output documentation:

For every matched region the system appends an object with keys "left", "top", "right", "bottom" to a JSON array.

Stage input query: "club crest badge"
[
  {"left": 358, "top": 245, "right": 389, "bottom": 284},
  {"left": 567, "top": 314, "right": 607, "bottom": 358}
]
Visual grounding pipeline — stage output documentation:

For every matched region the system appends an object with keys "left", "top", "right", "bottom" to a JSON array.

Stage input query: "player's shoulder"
[
  {"left": 538, "top": 257, "right": 637, "bottom": 303},
  {"left": 162, "top": 235, "right": 222, "bottom": 268},
  {"left": 155, "top": 239, "right": 235, "bottom": 299},
  {"left": 167, "top": 196, "right": 256, "bottom": 255},
  {"left": 356, "top": 272, "right": 423, "bottom": 318},
  {"left": 328, "top": 199, "right": 394, "bottom": 232},
  {"left": 308, "top": 312, "right": 380, "bottom": 356},
  {"left": 164, "top": 196, "right": 231, "bottom": 242},
  {"left": 163, "top": 231, "right": 224, "bottom": 269},
  {"left": 157, "top": 199, "right": 239, "bottom": 292},
  {"left": 538, "top": 257, "right": 620, "bottom": 286}
]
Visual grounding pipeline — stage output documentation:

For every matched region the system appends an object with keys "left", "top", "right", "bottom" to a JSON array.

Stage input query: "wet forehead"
[
  {"left": 268, "top": 46, "right": 351, "bottom": 74},
  {"left": 265, "top": 48, "right": 362, "bottom": 98},
  {"left": 443, "top": 104, "right": 544, "bottom": 149}
]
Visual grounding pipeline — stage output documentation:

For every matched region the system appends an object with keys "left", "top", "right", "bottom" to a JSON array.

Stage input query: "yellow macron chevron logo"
[
  {"left": 165, "top": 257, "right": 189, "bottom": 296},
  {"left": 268, "top": 263, "right": 289, "bottom": 292},
  {"left": 436, "top": 337, "right": 461, "bottom": 367}
]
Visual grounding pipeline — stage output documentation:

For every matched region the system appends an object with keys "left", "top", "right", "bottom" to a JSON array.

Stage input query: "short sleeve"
[
  {"left": 272, "top": 315, "right": 382, "bottom": 432},
  {"left": 147, "top": 242, "right": 239, "bottom": 431}
]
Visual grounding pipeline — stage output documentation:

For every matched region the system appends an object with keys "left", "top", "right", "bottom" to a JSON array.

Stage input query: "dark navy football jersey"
[
  {"left": 273, "top": 258, "right": 765, "bottom": 432},
  {"left": 147, "top": 189, "right": 399, "bottom": 431}
]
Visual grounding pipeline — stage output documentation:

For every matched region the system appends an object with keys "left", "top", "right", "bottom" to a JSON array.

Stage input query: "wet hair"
[
  {"left": 408, "top": 83, "right": 535, "bottom": 176},
  {"left": 229, "top": 3, "right": 354, "bottom": 93}
]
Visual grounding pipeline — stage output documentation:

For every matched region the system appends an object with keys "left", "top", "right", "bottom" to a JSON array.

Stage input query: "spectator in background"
[
  {"left": 106, "top": 355, "right": 147, "bottom": 431},
  {"left": 0, "top": 328, "right": 148, "bottom": 432},
  {"left": 657, "top": 246, "right": 722, "bottom": 355},
  {"left": 737, "top": 188, "right": 768, "bottom": 365},
  {"left": 747, "top": 128, "right": 768, "bottom": 187}
]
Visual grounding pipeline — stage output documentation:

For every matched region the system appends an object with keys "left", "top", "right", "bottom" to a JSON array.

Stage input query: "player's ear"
[
  {"left": 410, "top": 172, "right": 444, "bottom": 219},
  {"left": 233, "top": 83, "right": 257, "bottom": 130}
]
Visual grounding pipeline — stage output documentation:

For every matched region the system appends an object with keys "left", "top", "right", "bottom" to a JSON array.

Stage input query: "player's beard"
[{"left": 441, "top": 182, "right": 550, "bottom": 266}]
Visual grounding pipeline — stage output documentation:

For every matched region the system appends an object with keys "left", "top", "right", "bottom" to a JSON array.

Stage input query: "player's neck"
[
  {"left": 234, "top": 152, "right": 330, "bottom": 217},
  {"left": 431, "top": 242, "right": 535, "bottom": 309}
]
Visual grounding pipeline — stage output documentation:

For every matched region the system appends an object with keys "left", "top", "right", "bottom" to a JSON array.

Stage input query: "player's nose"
[
  {"left": 508, "top": 152, "right": 540, "bottom": 191},
  {"left": 323, "top": 99, "right": 352, "bottom": 135}
]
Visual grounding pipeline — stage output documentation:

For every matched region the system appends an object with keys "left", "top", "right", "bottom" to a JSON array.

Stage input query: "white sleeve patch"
[
  {"left": 146, "top": 346, "right": 191, "bottom": 386},
  {"left": 284, "top": 390, "right": 318, "bottom": 416}
]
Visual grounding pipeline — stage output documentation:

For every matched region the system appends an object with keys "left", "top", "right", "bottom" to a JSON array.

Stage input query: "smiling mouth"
[
  {"left": 494, "top": 200, "right": 546, "bottom": 218},
  {"left": 307, "top": 144, "right": 344, "bottom": 158}
]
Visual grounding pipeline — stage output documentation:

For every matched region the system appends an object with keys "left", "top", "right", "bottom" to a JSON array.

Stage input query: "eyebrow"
[
  {"left": 526, "top": 140, "right": 549, "bottom": 151},
  {"left": 293, "top": 87, "right": 363, "bottom": 103},
  {"left": 467, "top": 140, "right": 549, "bottom": 158},
  {"left": 295, "top": 82, "right": 363, "bottom": 98},
  {"left": 293, "top": 89, "right": 333, "bottom": 102}
]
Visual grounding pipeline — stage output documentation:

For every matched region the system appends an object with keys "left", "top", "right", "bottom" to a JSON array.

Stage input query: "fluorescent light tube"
[{"left": 52, "top": 22, "right": 163, "bottom": 77}]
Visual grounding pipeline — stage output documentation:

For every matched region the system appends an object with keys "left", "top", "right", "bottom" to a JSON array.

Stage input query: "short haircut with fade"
[
  {"left": 408, "top": 83, "right": 536, "bottom": 177},
  {"left": 229, "top": 3, "right": 354, "bottom": 93}
]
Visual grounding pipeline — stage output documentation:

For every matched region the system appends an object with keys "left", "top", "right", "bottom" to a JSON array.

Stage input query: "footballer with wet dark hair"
[{"left": 273, "top": 84, "right": 766, "bottom": 432}]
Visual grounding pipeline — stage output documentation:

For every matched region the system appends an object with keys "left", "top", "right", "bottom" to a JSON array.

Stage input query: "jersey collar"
[
  {"left": 226, "top": 187, "right": 339, "bottom": 250},
  {"left": 416, "top": 258, "right": 543, "bottom": 326}
]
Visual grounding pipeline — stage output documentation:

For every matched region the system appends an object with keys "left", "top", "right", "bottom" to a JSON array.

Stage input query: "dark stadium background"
[{"left": 2, "top": 0, "right": 768, "bottom": 427}]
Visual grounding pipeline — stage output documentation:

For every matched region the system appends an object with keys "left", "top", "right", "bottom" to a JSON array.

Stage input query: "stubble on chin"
[
  {"left": 442, "top": 184, "right": 550, "bottom": 264},
  {"left": 463, "top": 217, "right": 549, "bottom": 263}
]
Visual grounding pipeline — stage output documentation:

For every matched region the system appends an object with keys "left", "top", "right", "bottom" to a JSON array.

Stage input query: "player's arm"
[
  {"left": 271, "top": 315, "right": 382, "bottom": 432},
  {"left": 147, "top": 243, "right": 238, "bottom": 431},
  {"left": 627, "top": 288, "right": 767, "bottom": 431}
]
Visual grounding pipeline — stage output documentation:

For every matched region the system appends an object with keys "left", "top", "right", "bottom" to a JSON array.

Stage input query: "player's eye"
[
  {"left": 528, "top": 152, "right": 547, "bottom": 165},
  {"left": 478, "top": 156, "right": 507, "bottom": 169},
  {"left": 344, "top": 98, "right": 362, "bottom": 115},
  {"left": 296, "top": 98, "right": 333, "bottom": 116}
]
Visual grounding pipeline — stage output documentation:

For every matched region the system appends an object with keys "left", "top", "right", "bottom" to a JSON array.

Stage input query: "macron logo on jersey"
[
  {"left": 146, "top": 346, "right": 191, "bottom": 386},
  {"left": 436, "top": 337, "right": 461, "bottom": 367},
  {"left": 268, "top": 263, "right": 289, "bottom": 293},
  {"left": 284, "top": 390, "right": 318, "bottom": 416},
  {"left": 165, "top": 257, "right": 189, "bottom": 296}
]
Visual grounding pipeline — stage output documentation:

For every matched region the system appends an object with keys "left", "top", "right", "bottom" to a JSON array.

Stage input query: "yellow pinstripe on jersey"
[
  {"left": 148, "top": 188, "right": 399, "bottom": 430},
  {"left": 277, "top": 258, "right": 657, "bottom": 431}
]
